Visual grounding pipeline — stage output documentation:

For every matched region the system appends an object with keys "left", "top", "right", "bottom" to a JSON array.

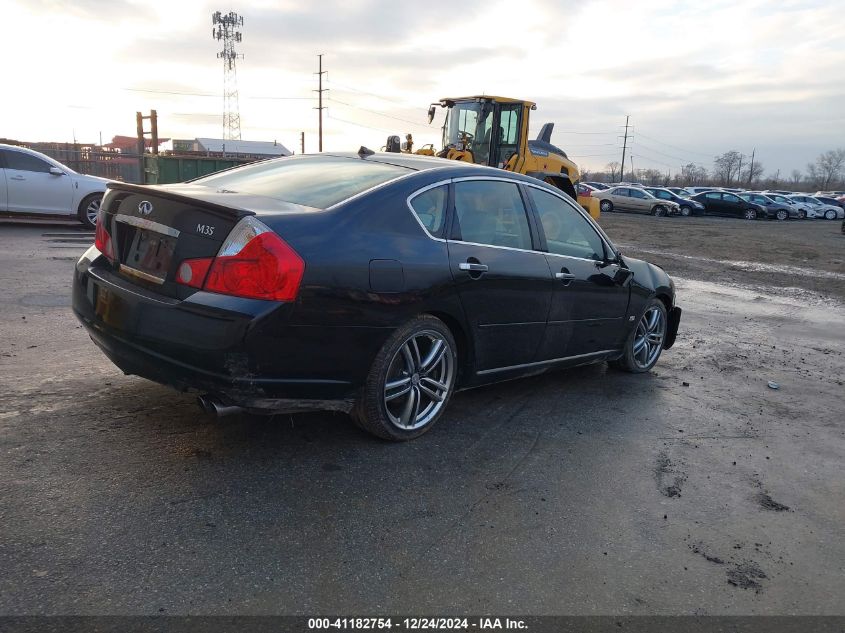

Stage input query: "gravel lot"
[{"left": 0, "top": 215, "right": 843, "bottom": 615}]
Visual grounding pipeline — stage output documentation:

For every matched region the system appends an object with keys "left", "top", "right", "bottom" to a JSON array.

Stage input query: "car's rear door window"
[
  {"left": 193, "top": 155, "right": 411, "bottom": 209},
  {"left": 453, "top": 180, "right": 532, "bottom": 250}
]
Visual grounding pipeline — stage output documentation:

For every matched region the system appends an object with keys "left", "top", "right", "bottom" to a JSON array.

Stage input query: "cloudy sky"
[{"left": 3, "top": 0, "right": 844, "bottom": 176}]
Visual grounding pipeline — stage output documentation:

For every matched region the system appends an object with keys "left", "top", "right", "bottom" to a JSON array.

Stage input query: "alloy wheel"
[
  {"left": 632, "top": 306, "right": 665, "bottom": 370},
  {"left": 825, "top": 209, "right": 836, "bottom": 220},
  {"left": 776, "top": 209, "right": 788, "bottom": 221},
  {"left": 744, "top": 209, "right": 756, "bottom": 220},
  {"left": 383, "top": 331, "right": 454, "bottom": 430},
  {"left": 600, "top": 200, "right": 612, "bottom": 213},
  {"left": 85, "top": 197, "right": 101, "bottom": 226}
]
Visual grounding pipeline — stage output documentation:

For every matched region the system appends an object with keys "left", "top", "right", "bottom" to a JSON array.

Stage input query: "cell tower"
[{"left": 212, "top": 10, "right": 244, "bottom": 141}]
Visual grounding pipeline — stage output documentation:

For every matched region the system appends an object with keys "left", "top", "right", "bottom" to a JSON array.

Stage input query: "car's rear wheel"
[
  {"left": 776, "top": 209, "right": 788, "bottom": 221},
  {"left": 611, "top": 298, "right": 667, "bottom": 373},
  {"left": 743, "top": 208, "right": 757, "bottom": 220},
  {"left": 600, "top": 200, "right": 613, "bottom": 213},
  {"left": 824, "top": 209, "right": 837, "bottom": 220},
  {"left": 652, "top": 205, "right": 667, "bottom": 217},
  {"left": 78, "top": 193, "right": 102, "bottom": 230},
  {"left": 353, "top": 315, "right": 457, "bottom": 440}
]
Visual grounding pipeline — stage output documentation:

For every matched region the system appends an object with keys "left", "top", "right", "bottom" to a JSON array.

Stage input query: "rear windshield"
[{"left": 193, "top": 155, "right": 411, "bottom": 209}]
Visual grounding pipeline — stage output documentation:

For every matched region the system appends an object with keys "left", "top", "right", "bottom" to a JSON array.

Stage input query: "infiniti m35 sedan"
[{"left": 72, "top": 152, "right": 681, "bottom": 440}]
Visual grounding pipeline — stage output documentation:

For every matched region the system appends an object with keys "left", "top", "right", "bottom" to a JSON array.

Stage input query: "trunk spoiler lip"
[
  {"left": 107, "top": 182, "right": 256, "bottom": 218},
  {"left": 107, "top": 182, "right": 322, "bottom": 217}
]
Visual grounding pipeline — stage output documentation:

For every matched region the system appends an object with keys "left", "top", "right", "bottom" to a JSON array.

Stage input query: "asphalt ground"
[{"left": 0, "top": 215, "right": 843, "bottom": 615}]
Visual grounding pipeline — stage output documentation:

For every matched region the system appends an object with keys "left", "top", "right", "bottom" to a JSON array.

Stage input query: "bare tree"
[
  {"left": 680, "top": 163, "right": 708, "bottom": 185},
  {"left": 741, "top": 161, "right": 765, "bottom": 187},
  {"left": 642, "top": 168, "right": 662, "bottom": 185},
  {"left": 789, "top": 169, "right": 803, "bottom": 186},
  {"left": 807, "top": 149, "right": 845, "bottom": 190},
  {"left": 606, "top": 161, "right": 620, "bottom": 182},
  {"left": 713, "top": 151, "right": 743, "bottom": 186}
]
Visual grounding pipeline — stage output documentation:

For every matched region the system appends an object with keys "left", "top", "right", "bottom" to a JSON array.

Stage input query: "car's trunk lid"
[{"left": 100, "top": 182, "right": 316, "bottom": 299}]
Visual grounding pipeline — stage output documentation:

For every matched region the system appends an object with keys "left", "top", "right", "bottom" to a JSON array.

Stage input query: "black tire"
[
  {"left": 78, "top": 193, "right": 103, "bottom": 230},
  {"left": 776, "top": 209, "right": 788, "bottom": 221},
  {"left": 610, "top": 298, "right": 667, "bottom": 373},
  {"left": 599, "top": 200, "right": 613, "bottom": 213},
  {"left": 652, "top": 205, "right": 667, "bottom": 217},
  {"left": 679, "top": 205, "right": 692, "bottom": 217},
  {"left": 353, "top": 315, "right": 457, "bottom": 441}
]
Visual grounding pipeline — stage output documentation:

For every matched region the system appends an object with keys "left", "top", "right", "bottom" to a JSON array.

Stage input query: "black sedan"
[
  {"left": 72, "top": 152, "right": 681, "bottom": 440},
  {"left": 690, "top": 191, "right": 766, "bottom": 220}
]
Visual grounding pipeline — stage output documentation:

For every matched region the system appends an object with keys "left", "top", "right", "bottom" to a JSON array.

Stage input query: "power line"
[
  {"left": 328, "top": 97, "right": 431, "bottom": 130},
  {"left": 633, "top": 130, "right": 713, "bottom": 158},
  {"left": 123, "top": 87, "right": 312, "bottom": 100}
]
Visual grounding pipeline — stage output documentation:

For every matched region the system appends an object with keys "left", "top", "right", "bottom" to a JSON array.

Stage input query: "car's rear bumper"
[{"left": 72, "top": 247, "right": 389, "bottom": 410}]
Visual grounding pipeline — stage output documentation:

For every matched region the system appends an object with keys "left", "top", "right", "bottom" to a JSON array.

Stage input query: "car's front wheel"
[
  {"left": 652, "top": 205, "right": 667, "bottom": 217},
  {"left": 776, "top": 209, "right": 788, "bottom": 221},
  {"left": 354, "top": 315, "right": 457, "bottom": 440},
  {"left": 78, "top": 193, "right": 103, "bottom": 230},
  {"left": 611, "top": 298, "right": 667, "bottom": 373}
]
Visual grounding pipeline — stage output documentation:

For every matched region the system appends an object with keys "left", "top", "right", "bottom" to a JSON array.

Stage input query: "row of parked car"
[{"left": 577, "top": 181, "right": 845, "bottom": 221}]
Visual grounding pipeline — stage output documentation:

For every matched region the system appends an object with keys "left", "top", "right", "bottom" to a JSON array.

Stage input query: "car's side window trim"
[{"left": 405, "top": 175, "right": 616, "bottom": 260}]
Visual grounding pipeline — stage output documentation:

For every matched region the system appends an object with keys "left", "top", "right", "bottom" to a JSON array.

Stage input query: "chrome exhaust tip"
[{"left": 197, "top": 394, "right": 244, "bottom": 418}]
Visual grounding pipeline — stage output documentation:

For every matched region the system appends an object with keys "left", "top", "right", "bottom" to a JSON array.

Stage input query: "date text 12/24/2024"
[{"left": 308, "top": 618, "right": 528, "bottom": 630}]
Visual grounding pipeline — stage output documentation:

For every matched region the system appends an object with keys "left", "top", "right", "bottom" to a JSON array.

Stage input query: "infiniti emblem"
[{"left": 138, "top": 200, "right": 153, "bottom": 215}]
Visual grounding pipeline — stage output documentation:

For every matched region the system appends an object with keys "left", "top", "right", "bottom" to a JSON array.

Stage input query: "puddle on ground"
[
  {"left": 616, "top": 245, "right": 845, "bottom": 281},
  {"left": 674, "top": 277, "right": 845, "bottom": 325}
]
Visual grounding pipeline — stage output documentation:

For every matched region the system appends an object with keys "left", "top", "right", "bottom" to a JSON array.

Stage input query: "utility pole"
[
  {"left": 314, "top": 54, "right": 327, "bottom": 152},
  {"left": 736, "top": 154, "right": 743, "bottom": 186},
  {"left": 630, "top": 155, "right": 635, "bottom": 182},
  {"left": 301, "top": 131, "right": 305, "bottom": 154},
  {"left": 747, "top": 148, "right": 756, "bottom": 187},
  {"left": 620, "top": 115, "right": 630, "bottom": 183}
]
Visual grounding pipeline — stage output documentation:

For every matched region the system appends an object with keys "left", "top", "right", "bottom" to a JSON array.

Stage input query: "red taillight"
[
  {"left": 176, "top": 217, "right": 304, "bottom": 302},
  {"left": 94, "top": 211, "right": 114, "bottom": 261}
]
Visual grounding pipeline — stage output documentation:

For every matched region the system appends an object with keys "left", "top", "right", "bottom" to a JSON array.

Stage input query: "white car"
[
  {"left": 786, "top": 194, "right": 845, "bottom": 220},
  {"left": 0, "top": 144, "right": 109, "bottom": 229}
]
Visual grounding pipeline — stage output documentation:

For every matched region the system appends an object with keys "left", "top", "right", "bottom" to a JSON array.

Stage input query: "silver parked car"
[
  {"left": 592, "top": 186, "right": 680, "bottom": 216},
  {"left": 0, "top": 144, "right": 108, "bottom": 229}
]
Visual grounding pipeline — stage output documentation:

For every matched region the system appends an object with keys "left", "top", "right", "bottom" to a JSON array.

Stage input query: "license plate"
[
  {"left": 94, "top": 285, "right": 124, "bottom": 327},
  {"left": 122, "top": 229, "right": 176, "bottom": 283}
]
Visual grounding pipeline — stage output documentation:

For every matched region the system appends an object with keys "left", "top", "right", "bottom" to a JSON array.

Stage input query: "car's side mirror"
[
  {"left": 49, "top": 167, "right": 64, "bottom": 176},
  {"left": 427, "top": 105, "right": 437, "bottom": 124}
]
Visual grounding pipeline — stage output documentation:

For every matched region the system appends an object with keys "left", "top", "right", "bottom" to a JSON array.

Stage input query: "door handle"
[
  {"left": 555, "top": 268, "right": 576, "bottom": 286},
  {"left": 10, "top": 175, "right": 25, "bottom": 181},
  {"left": 459, "top": 262, "right": 488, "bottom": 272}
]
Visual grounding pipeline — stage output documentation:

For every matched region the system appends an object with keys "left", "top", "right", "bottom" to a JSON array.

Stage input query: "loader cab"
[{"left": 439, "top": 97, "right": 532, "bottom": 168}]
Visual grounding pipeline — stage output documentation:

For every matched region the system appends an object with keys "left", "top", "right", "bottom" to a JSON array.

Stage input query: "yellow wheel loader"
[{"left": 390, "top": 96, "right": 598, "bottom": 218}]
